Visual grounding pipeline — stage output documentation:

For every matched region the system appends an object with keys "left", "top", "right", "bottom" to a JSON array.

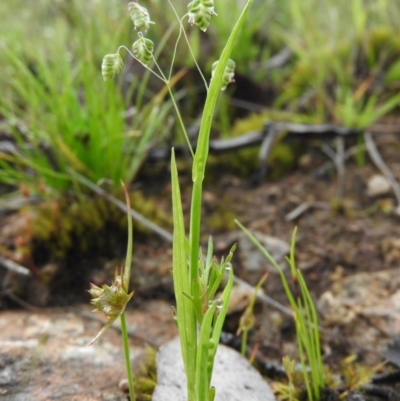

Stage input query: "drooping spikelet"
[
  {"left": 211, "top": 59, "right": 236, "bottom": 91},
  {"left": 101, "top": 53, "right": 124, "bottom": 81},
  {"left": 187, "top": 0, "right": 217, "bottom": 32},
  {"left": 132, "top": 36, "right": 154, "bottom": 65},
  {"left": 128, "top": 2, "right": 154, "bottom": 32}
]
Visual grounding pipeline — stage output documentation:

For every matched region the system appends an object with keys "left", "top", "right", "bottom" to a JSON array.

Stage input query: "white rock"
[
  {"left": 152, "top": 336, "right": 276, "bottom": 401},
  {"left": 367, "top": 174, "right": 391, "bottom": 197}
]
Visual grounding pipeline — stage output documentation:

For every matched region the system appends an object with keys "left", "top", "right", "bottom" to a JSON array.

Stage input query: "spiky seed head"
[
  {"left": 128, "top": 2, "right": 154, "bottom": 32},
  {"left": 88, "top": 267, "right": 134, "bottom": 345},
  {"left": 101, "top": 53, "right": 124, "bottom": 81},
  {"left": 211, "top": 58, "right": 236, "bottom": 91},
  {"left": 187, "top": 0, "right": 217, "bottom": 32},
  {"left": 132, "top": 37, "right": 154, "bottom": 66}
]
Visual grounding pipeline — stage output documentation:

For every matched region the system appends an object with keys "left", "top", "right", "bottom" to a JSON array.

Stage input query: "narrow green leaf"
[
  {"left": 171, "top": 149, "right": 197, "bottom": 400},
  {"left": 235, "top": 219, "right": 298, "bottom": 309},
  {"left": 205, "top": 236, "right": 214, "bottom": 285},
  {"left": 188, "top": 0, "right": 254, "bottom": 334},
  {"left": 211, "top": 267, "right": 234, "bottom": 356},
  {"left": 192, "top": 0, "right": 254, "bottom": 182},
  {"left": 196, "top": 301, "right": 217, "bottom": 401},
  {"left": 208, "top": 386, "right": 216, "bottom": 401}
]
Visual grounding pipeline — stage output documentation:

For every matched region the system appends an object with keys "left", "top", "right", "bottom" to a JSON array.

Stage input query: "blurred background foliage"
[{"left": 0, "top": 0, "right": 399, "bottom": 196}]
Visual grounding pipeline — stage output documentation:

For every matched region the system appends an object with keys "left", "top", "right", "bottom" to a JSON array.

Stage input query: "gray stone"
[
  {"left": 237, "top": 231, "right": 290, "bottom": 284},
  {"left": 153, "top": 336, "right": 276, "bottom": 401}
]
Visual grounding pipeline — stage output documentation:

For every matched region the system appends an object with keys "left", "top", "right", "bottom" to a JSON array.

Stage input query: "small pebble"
[
  {"left": 367, "top": 174, "right": 391, "bottom": 197},
  {"left": 118, "top": 378, "right": 129, "bottom": 394}
]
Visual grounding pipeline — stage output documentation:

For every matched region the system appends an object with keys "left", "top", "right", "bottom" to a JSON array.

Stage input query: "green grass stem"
[
  {"left": 171, "top": 149, "right": 197, "bottom": 401},
  {"left": 188, "top": 0, "right": 254, "bottom": 327},
  {"left": 120, "top": 312, "right": 136, "bottom": 401},
  {"left": 236, "top": 221, "right": 324, "bottom": 401}
]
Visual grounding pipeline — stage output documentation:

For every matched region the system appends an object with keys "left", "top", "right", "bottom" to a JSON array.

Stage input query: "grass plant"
[
  {"left": 169, "top": 3, "right": 253, "bottom": 399},
  {"left": 236, "top": 222, "right": 324, "bottom": 401},
  {"left": 0, "top": 0, "right": 173, "bottom": 197},
  {"left": 91, "top": 1, "right": 254, "bottom": 400},
  {"left": 4, "top": 1, "right": 397, "bottom": 398},
  {"left": 275, "top": 0, "right": 400, "bottom": 126}
]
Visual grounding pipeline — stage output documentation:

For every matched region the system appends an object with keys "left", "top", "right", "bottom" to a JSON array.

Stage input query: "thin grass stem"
[
  {"left": 120, "top": 312, "right": 135, "bottom": 401},
  {"left": 117, "top": 46, "right": 167, "bottom": 82},
  {"left": 166, "top": 85, "right": 195, "bottom": 158},
  {"left": 241, "top": 330, "right": 248, "bottom": 356},
  {"left": 166, "top": 0, "right": 209, "bottom": 90}
]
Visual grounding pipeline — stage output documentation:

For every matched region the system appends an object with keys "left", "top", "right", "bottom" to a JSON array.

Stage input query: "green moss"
[
  {"left": 23, "top": 190, "right": 171, "bottom": 261},
  {"left": 364, "top": 27, "right": 400, "bottom": 60},
  {"left": 206, "top": 206, "right": 236, "bottom": 232},
  {"left": 134, "top": 345, "right": 157, "bottom": 401}
]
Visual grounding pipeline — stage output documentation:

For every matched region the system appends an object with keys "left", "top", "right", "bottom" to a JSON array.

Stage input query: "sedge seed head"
[{"left": 87, "top": 267, "right": 133, "bottom": 345}]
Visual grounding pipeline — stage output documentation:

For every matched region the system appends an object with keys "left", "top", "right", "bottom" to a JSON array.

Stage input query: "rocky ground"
[{"left": 1, "top": 128, "right": 400, "bottom": 400}]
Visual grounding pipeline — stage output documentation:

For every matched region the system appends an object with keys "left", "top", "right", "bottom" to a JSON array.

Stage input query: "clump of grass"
[
  {"left": 0, "top": 0, "right": 173, "bottom": 197},
  {"left": 236, "top": 222, "right": 324, "bottom": 401},
  {"left": 276, "top": 0, "right": 400, "bottom": 127}
]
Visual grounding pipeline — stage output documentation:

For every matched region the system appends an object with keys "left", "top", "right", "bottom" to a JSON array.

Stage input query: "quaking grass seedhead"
[
  {"left": 128, "top": 2, "right": 154, "bottom": 32},
  {"left": 188, "top": 0, "right": 217, "bottom": 32},
  {"left": 101, "top": 53, "right": 124, "bottom": 81},
  {"left": 132, "top": 36, "right": 154, "bottom": 65},
  {"left": 211, "top": 58, "right": 235, "bottom": 90}
]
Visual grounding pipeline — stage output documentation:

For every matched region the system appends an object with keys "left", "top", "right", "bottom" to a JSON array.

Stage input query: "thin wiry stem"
[
  {"left": 166, "top": 0, "right": 209, "bottom": 91},
  {"left": 120, "top": 40, "right": 194, "bottom": 157},
  {"left": 166, "top": 84, "right": 195, "bottom": 157},
  {"left": 168, "top": 15, "right": 185, "bottom": 81},
  {"left": 117, "top": 45, "right": 166, "bottom": 82},
  {"left": 120, "top": 312, "right": 135, "bottom": 401}
]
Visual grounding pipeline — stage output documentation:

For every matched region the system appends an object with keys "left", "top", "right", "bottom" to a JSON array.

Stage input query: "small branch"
[
  {"left": 321, "top": 138, "right": 346, "bottom": 198},
  {"left": 321, "top": 144, "right": 336, "bottom": 161},
  {"left": 335, "top": 136, "right": 345, "bottom": 198},
  {"left": 0, "top": 255, "right": 31, "bottom": 276},
  {"left": 285, "top": 202, "right": 330, "bottom": 221},
  {"left": 257, "top": 126, "right": 279, "bottom": 180},
  {"left": 364, "top": 131, "right": 400, "bottom": 215},
  {"left": 285, "top": 202, "right": 311, "bottom": 221}
]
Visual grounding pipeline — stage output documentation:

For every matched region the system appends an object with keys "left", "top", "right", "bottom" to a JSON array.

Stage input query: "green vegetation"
[
  {"left": 90, "top": 1, "right": 252, "bottom": 400},
  {"left": 169, "top": 3, "right": 252, "bottom": 399},
  {"left": 237, "top": 272, "right": 268, "bottom": 356},
  {"left": 275, "top": 0, "right": 400, "bottom": 125},
  {"left": 0, "top": 0, "right": 173, "bottom": 196},
  {"left": 1, "top": 0, "right": 400, "bottom": 197},
  {"left": 1, "top": 1, "right": 398, "bottom": 399},
  {"left": 237, "top": 222, "right": 324, "bottom": 401},
  {"left": 236, "top": 222, "right": 388, "bottom": 400}
]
